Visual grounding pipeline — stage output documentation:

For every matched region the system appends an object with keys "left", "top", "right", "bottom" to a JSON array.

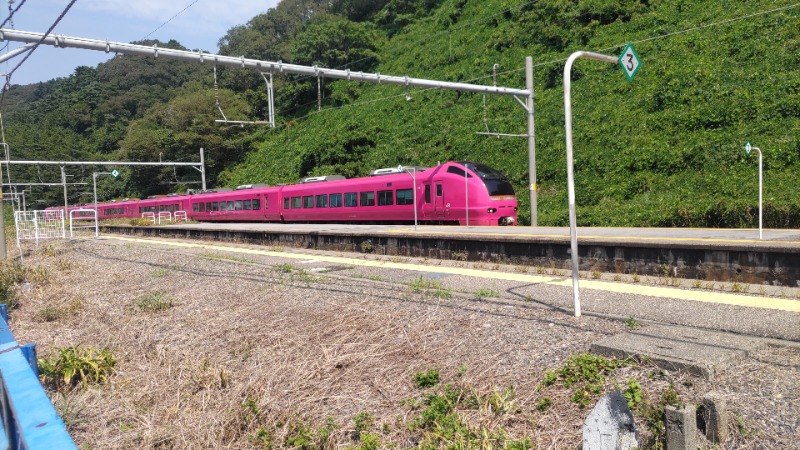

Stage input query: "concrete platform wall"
[{"left": 105, "top": 226, "right": 800, "bottom": 286}]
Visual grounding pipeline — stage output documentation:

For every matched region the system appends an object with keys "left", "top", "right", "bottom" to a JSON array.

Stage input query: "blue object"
[{"left": 0, "top": 308, "right": 77, "bottom": 449}]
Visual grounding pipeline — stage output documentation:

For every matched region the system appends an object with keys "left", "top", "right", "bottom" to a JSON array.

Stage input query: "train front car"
[{"left": 426, "top": 162, "right": 517, "bottom": 226}]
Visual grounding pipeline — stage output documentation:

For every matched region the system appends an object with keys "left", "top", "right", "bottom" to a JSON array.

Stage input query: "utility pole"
[
  {"left": 525, "top": 57, "right": 537, "bottom": 226},
  {"left": 61, "top": 166, "right": 68, "bottom": 213},
  {"left": 0, "top": 168, "right": 5, "bottom": 259}
]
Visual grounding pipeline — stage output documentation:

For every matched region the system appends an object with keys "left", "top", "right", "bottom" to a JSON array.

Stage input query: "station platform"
[{"left": 102, "top": 223, "right": 800, "bottom": 286}]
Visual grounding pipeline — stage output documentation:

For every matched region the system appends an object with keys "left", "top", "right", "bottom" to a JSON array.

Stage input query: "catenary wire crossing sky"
[{"left": 1, "top": 0, "right": 280, "bottom": 85}]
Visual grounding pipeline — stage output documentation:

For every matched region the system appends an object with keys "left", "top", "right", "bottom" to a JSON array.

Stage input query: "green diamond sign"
[
  {"left": 618, "top": 43, "right": 641, "bottom": 81},
  {"left": 111, "top": 169, "right": 120, "bottom": 178},
  {"left": 744, "top": 141, "right": 752, "bottom": 156}
]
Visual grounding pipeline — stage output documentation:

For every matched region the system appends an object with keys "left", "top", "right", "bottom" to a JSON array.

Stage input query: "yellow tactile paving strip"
[{"left": 104, "top": 235, "right": 800, "bottom": 313}]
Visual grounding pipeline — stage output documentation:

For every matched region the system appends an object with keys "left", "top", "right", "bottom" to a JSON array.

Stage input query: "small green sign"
[
  {"left": 744, "top": 142, "right": 752, "bottom": 156},
  {"left": 618, "top": 43, "right": 641, "bottom": 81},
  {"left": 111, "top": 169, "right": 120, "bottom": 178}
]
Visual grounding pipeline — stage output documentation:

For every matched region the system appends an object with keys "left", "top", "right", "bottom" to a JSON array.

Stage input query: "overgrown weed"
[
  {"left": 39, "top": 345, "right": 117, "bottom": 391},
  {"left": 133, "top": 291, "right": 175, "bottom": 312}
]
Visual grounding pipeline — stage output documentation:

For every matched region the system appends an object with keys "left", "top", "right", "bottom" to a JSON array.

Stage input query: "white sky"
[{"left": 2, "top": 0, "right": 280, "bottom": 85}]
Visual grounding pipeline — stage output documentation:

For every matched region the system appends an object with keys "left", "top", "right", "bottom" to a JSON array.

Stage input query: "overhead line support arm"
[{"left": 0, "top": 29, "right": 530, "bottom": 98}]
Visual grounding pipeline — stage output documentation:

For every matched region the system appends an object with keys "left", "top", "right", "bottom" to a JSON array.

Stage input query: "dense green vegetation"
[{"left": 3, "top": 0, "right": 799, "bottom": 226}]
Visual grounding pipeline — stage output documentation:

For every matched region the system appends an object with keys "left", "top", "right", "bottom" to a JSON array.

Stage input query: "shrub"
[
  {"left": 39, "top": 345, "right": 117, "bottom": 391},
  {"left": 414, "top": 368, "right": 440, "bottom": 389}
]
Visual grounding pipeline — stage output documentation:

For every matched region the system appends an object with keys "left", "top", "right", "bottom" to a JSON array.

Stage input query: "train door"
[{"left": 433, "top": 181, "right": 447, "bottom": 218}]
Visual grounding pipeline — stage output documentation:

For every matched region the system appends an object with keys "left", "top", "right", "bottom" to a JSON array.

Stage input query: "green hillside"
[{"left": 3, "top": 0, "right": 799, "bottom": 227}]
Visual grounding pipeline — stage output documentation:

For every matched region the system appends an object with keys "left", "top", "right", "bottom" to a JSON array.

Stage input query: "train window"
[
  {"left": 254, "top": 199, "right": 261, "bottom": 210},
  {"left": 316, "top": 194, "right": 328, "bottom": 208},
  {"left": 303, "top": 196, "right": 314, "bottom": 208},
  {"left": 220, "top": 202, "right": 228, "bottom": 211},
  {"left": 424, "top": 185, "right": 431, "bottom": 203},
  {"left": 396, "top": 189, "right": 413, "bottom": 205},
  {"left": 436, "top": 184, "right": 443, "bottom": 196},
  {"left": 291, "top": 197, "right": 301, "bottom": 208},
  {"left": 193, "top": 203, "right": 199, "bottom": 212},
  {"left": 227, "top": 201, "right": 234, "bottom": 210},
  {"left": 212, "top": 202, "right": 219, "bottom": 211},
  {"left": 344, "top": 192, "right": 357, "bottom": 207},
  {"left": 206, "top": 202, "right": 211, "bottom": 212},
  {"left": 377, "top": 190, "right": 393, "bottom": 206},
  {"left": 330, "top": 194, "right": 342, "bottom": 207},
  {"left": 446, "top": 166, "right": 473, "bottom": 178},
  {"left": 284, "top": 198, "right": 290, "bottom": 209},
  {"left": 243, "top": 200, "right": 251, "bottom": 210},
  {"left": 235, "top": 200, "right": 243, "bottom": 211},
  {"left": 360, "top": 191, "right": 375, "bottom": 206},
  {"left": 199, "top": 203, "right": 205, "bottom": 212},
  {"left": 484, "top": 179, "right": 516, "bottom": 196}
]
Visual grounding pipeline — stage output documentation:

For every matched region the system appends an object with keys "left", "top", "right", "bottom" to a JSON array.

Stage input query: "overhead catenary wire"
[
  {"left": 141, "top": 0, "right": 201, "bottom": 42},
  {"left": 1, "top": 0, "right": 77, "bottom": 93},
  {"left": 0, "top": 0, "right": 25, "bottom": 30}
]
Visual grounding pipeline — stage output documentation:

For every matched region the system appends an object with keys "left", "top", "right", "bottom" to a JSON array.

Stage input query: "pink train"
[{"left": 52, "top": 162, "right": 518, "bottom": 226}]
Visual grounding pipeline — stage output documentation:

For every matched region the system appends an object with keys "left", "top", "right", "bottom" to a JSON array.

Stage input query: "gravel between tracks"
[{"left": 8, "top": 237, "right": 800, "bottom": 449}]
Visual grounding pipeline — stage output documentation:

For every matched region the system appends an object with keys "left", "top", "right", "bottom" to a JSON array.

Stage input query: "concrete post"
[
  {"left": 702, "top": 392, "right": 728, "bottom": 444},
  {"left": 665, "top": 405, "right": 697, "bottom": 450}
]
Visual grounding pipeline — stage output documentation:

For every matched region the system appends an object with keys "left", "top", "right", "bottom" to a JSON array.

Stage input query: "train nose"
[{"left": 500, "top": 217, "right": 515, "bottom": 226}]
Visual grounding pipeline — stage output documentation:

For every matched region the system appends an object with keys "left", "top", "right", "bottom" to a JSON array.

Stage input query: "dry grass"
[{"left": 6, "top": 239, "right": 796, "bottom": 449}]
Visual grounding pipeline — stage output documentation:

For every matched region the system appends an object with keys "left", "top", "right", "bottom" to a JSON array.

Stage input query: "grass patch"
[
  {"left": 353, "top": 273, "right": 384, "bottom": 282},
  {"left": 35, "top": 306, "right": 63, "bottom": 322},
  {"left": 409, "top": 276, "right": 452, "bottom": 299},
  {"left": 0, "top": 260, "right": 39, "bottom": 308},
  {"left": 133, "top": 291, "right": 175, "bottom": 312},
  {"left": 37, "top": 297, "right": 85, "bottom": 322},
  {"left": 199, "top": 252, "right": 253, "bottom": 263},
  {"left": 414, "top": 368, "right": 440, "bottom": 389},
  {"left": 360, "top": 240, "right": 374, "bottom": 253},
  {"left": 56, "top": 259, "right": 79, "bottom": 272},
  {"left": 540, "top": 353, "right": 632, "bottom": 408},
  {"left": 38, "top": 345, "right": 117, "bottom": 391},
  {"left": 637, "top": 385, "right": 682, "bottom": 448},
  {"left": 152, "top": 268, "right": 169, "bottom": 278},
  {"left": 274, "top": 263, "right": 295, "bottom": 273},
  {"left": 407, "top": 383, "right": 531, "bottom": 450},
  {"left": 274, "top": 264, "right": 317, "bottom": 283},
  {"left": 129, "top": 217, "right": 153, "bottom": 226},
  {"left": 474, "top": 287, "right": 499, "bottom": 300}
]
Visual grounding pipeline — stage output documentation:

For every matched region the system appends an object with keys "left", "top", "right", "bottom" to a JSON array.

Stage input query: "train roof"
[{"left": 370, "top": 165, "right": 430, "bottom": 176}]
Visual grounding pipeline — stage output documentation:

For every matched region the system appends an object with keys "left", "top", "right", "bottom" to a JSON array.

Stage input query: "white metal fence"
[
  {"left": 14, "top": 210, "right": 66, "bottom": 247},
  {"left": 69, "top": 209, "right": 99, "bottom": 238}
]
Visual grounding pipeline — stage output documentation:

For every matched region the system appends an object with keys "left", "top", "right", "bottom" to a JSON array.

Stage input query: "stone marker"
[
  {"left": 702, "top": 392, "right": 728, "bottom": 443},
  {"left": 582, "top": 391, "right": 638, "bottom": 450},
  {"left": 665, "top": 404, "right": 697, "bottom": 450}
]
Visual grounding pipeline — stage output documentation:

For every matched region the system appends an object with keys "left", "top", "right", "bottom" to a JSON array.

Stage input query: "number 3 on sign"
[{"left": 618, "top": 43, "right": 641, "bottom": 81}]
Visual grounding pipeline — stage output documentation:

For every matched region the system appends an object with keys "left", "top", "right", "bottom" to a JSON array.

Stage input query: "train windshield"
[
  {"left": 457, "top": 162, "right": 515, "bottom": 196},
  {"left": 458, "top": 162, "right": 505, "bottom": 180}
]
